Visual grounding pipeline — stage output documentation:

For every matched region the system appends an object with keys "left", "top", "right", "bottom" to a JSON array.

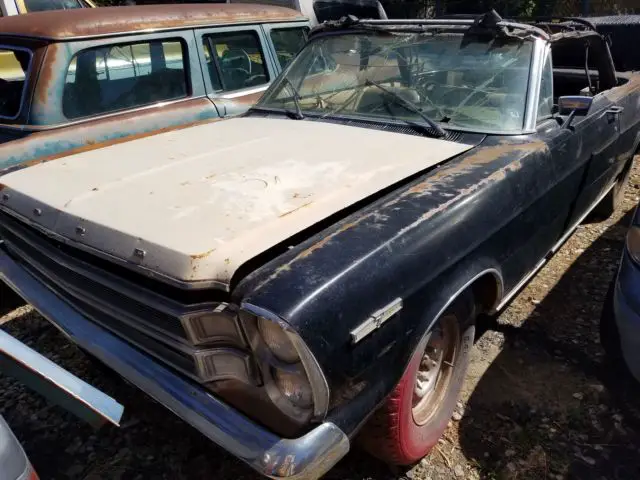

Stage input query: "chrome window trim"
[
  {"left": 31, "top": 95, "right": 207, "bottom": 130},
  {"left": 523, "top": 37, "right": 546, "bottom": 132},
  {"left": 218, "top": 84, "right": 269, "bottom": 99},
  {"left": 0, "top": 44, "right": 33, "bottom": 121},
  {"left": 534, "top": 43, "right": 553, "bottom": 125}
]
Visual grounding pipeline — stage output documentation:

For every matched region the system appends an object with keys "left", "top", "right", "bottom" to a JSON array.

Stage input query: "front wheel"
[{"left": 358, "top": 293, "right": 475, "bottom": 464}]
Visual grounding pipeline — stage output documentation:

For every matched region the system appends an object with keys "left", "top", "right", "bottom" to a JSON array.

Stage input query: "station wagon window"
[
  {"left": 270, "top": 27, "right": 309, "bottom": 69},
  {"left": 63, "top": 39, "right": 187, "bottom": 120},
  {"left": 24, "top": 0, "right": 87, "bottom": 11},
  {"left": 537, "top": 52, "right": 554, "bottom": 121},
  {"left": 202, "top": 31, "right": 269, "bottom": 92},
  {"left": 0, "top": 48, "right": 31, "bottom": 119}
]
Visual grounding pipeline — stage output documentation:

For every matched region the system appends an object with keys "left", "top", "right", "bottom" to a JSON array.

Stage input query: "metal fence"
[{"left": 380, "top": 0, "right": 640, "bottom": 17}]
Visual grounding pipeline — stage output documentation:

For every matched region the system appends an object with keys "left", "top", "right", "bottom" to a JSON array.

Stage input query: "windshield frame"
[
  {"left": 254, "top": 30, "right": 547, "bottom": 136},
  {"left": 0, "top": 44, "right": 33, "bottom": 122}
]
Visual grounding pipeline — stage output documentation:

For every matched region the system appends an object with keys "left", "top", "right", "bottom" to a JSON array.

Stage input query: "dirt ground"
[{"left": 2, "top": 162, "right": 640, "bottom": 480}]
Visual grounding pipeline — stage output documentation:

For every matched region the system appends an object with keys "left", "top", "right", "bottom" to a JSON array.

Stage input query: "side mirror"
[{"left": 558, "top": 96, "right": 593, "bottom": 130}]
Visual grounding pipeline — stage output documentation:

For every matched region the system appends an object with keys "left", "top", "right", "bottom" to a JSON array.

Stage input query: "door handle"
[{"left": 606, "top": 106, "right": 624, "bottom": 123}]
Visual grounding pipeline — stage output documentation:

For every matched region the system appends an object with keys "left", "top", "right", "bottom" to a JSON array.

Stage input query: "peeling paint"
[
  {"left": 251, "top": 142, "right": 535, "bottom": 291},
  {"left": 0, "top": 4, "right": 304, "bottom": 41}
]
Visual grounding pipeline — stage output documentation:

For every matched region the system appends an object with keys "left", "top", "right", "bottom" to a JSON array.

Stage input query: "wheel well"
[{"left": 470, "top": 271, "right": 502, "bottom": 313}]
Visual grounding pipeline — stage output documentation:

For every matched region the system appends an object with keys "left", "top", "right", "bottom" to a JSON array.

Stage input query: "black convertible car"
[{"left": 0, "top": 12, "right": 639, "bottom": 479}]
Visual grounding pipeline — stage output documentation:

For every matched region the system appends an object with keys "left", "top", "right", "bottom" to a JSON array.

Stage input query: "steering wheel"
[{"left": 221, "top": 48, "right": 252, "bottom": 76}]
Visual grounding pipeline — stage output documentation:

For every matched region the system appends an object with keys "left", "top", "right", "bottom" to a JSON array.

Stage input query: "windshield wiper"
[
  {"left": 365, "top": 79, "right": 447, "bottom": 138},
  {"left": 282, "top": 77, "right": 304, "bottom": 120}
]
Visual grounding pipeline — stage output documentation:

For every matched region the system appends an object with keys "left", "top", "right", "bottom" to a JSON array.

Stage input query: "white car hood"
[{"left": 0, "top": 117, "right": 473, "bottom": 288}]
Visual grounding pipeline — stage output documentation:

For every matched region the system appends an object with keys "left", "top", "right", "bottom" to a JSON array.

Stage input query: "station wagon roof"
[{"left": 0, "top": 4, "right": 306, "bottom": 41}]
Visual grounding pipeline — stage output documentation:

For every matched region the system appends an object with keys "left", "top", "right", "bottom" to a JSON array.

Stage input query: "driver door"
[{"left": 196, "top": 25, "right": 276, "bottom": 117}]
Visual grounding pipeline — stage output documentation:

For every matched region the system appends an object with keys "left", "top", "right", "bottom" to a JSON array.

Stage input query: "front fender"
[{"left": 233, "top": 136, "right": 544, "bottom": 435}]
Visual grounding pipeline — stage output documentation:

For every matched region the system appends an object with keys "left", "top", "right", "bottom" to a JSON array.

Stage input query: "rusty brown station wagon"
[{"left": 0, "top": 4, "right": 310, "bottom": 170}]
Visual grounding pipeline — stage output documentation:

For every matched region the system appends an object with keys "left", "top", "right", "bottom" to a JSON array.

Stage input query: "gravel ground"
[{"left": 2, "top": 161, "right": 640, "bottom": 480}]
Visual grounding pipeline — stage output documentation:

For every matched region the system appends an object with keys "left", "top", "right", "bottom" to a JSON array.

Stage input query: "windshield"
[{"left": 257, "top": 32, "right": 534, "bottom": 132}]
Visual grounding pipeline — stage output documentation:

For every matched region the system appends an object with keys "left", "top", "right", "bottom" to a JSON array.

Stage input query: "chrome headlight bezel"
[{"left": 239, "top": 304, "right": 330, "bottom": 423}]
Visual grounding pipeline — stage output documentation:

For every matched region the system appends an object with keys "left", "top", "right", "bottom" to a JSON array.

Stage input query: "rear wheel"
[
  {"left": 358, "top": 293, "right": 475, "bottom": 464},
  {"left": 592, "top": 158, "right": 634, "bottom": 220}
]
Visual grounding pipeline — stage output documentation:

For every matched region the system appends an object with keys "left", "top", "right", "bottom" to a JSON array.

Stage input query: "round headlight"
[
  {"left": 273, "top": 368, "right": 313, "bottom": 409},
  {"left": 258, "top": 318, "right": 299, "bottom": 363}
]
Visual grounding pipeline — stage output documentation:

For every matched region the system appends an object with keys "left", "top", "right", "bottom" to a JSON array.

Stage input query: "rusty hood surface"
[{"left": 0, "top": 117, "right": 474, "bottom": 288}]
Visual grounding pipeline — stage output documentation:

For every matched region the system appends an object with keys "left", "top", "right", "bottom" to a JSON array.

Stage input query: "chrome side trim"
[
  {"left": 551, "top": 181, "right": 616, "bottom": 255},
  {"left": 494, "top": 181, "right": 617, "bottom": 312},
  {"left": 523, "top": 38, "right": 546, "bottom": 132},
  {"left": 0, "top": 249, "right": 349, "bottom": 480},
  {"left": 218, "top": 84, "right": 269, "bottom": 99},
  {"left": 0, "top": 329, "right": 124, "bottom": 427},
  {"left": 350, "top": 297, "right": 403, "bottom": 344},
  {"left": 494, "top": 257, "right": 546, "bottom": 312}
]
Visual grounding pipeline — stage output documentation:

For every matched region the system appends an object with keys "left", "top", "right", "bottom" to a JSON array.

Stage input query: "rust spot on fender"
[
  {"left": 401, "top": 140, "right": 545, "bottom": 198},
  {"left": 254, "top": 216, "right": 368, "bottom": 291},
  {"left": 253, "top": 140, "right": 542, "bottom": 291}
]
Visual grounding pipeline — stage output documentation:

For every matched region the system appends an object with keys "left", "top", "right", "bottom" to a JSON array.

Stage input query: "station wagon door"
[{"left": 196, "top": 25, "right": 278, "bottom": 117}]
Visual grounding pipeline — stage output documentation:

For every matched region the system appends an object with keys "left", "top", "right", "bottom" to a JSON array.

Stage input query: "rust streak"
[
  {"left": 190, "top": 248, "right": 216, "bottom": 261},
  {"left": 18, "top": 116, "right": 223, "bottom": 169},
  {"left": 278, "top": 202, "right": 313, "bottom": 218},
  {"left": 0, "top": 4, "right": 305, "bottom": 41},
  {"left": 253, "top": 140, "right": 542, "bottom": 291}
]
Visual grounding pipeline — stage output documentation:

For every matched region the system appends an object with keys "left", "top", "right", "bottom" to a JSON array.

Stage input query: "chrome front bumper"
[{"left": 0, "top": 249, "right": 349, "bottom": 479}]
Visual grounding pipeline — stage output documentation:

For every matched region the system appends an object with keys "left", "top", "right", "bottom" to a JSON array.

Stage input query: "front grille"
[{"left": 0, "top": 211, "right": 250, "bottom": 383}]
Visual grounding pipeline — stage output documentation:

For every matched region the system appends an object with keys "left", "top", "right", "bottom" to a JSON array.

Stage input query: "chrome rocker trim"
[{"left": 0, "top": 249, "right": 349, "bottom": 480}]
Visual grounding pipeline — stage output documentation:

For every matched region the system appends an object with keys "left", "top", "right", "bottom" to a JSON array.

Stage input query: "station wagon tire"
[
  {"left": 593, "top": 158, "right": 634, "bottom": 220},
  {"left": 358, "top": 293, "right": 475, "bottom": 465}
]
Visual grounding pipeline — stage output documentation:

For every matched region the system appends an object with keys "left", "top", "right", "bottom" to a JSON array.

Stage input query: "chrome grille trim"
[{"left": 0, "top": 212, "right": 257, "bottom": 384}]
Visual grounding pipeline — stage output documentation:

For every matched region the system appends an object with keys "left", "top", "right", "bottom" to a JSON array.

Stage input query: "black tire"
[
  {"left": 592, "top": 158, "right": 633, "bottom": 220},
  {"left": 358, "top": 292, "right": 476, "bottom": 465}
]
